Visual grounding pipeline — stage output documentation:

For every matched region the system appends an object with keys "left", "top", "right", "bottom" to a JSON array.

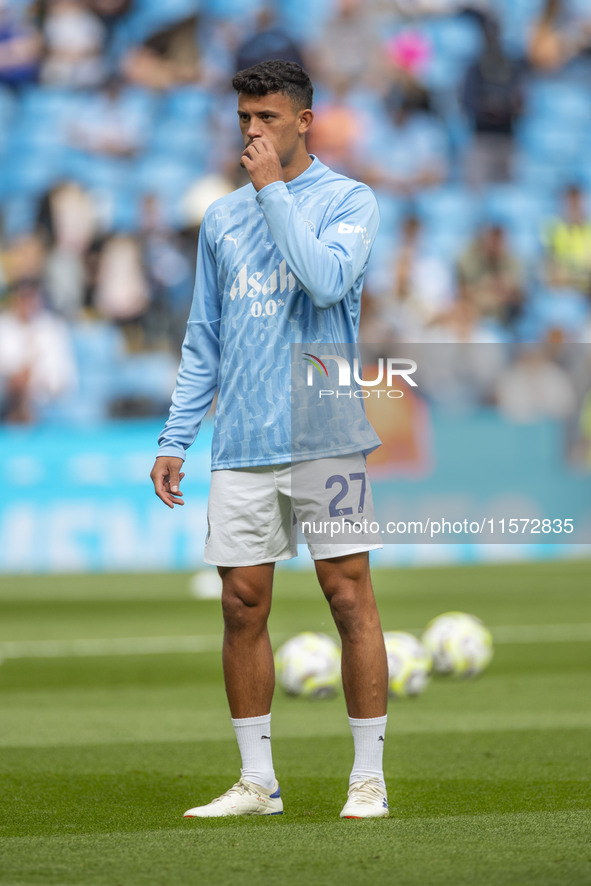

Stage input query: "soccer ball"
[
  {"left": 383, "top": 631, "right": 432, "bottom": 699},
  {"left": 421, "top": 612, "right": 493, "bottom": 678},
  {"left": 275, "top": 632, "right": 341, "bottom": 698}
]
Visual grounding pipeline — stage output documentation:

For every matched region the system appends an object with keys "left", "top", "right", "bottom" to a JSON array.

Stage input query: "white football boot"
[
  {"left": 184, "top": 778, "right": 283, "bottom": 818},
  {"left": 340, "top": 778, "right": 389, "bottom": 819}
]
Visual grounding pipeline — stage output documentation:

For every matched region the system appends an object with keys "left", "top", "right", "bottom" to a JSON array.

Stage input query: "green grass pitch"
[{"left": 1, "top": 560, "right": 590, "bottom": 886}]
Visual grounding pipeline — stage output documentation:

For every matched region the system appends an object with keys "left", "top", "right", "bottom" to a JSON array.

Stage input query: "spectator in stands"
[
  {"left": 360, "top": 91, "right": 448, "bottom": 197},
  {"left": 461, "top": 14, "right": 524, "bottom": 188},
  {"left": 456, "top": 223, "right": 524, "bottom": 328},
  {"left": 575, "top": 386, "right": 591, "bottom": 466},
  {"left": 382, "top": 27, "right": 439, "bottom": 161},
  {"left": 0, "top": 0, "right": 42, "bottom": 90},
  {"left": 310, "top": 0, "right": 385, "bottom": 92},
  {"left": 0, "top": 277, "right": 76, "bottom": 423},
  {"left": 527, "top": 0, "right": 591, "bottom": 73},
  {"left": 66, "top": 76, "right": 147, "bottom": 157},
  {"left": 495, "top": 344, "right": 578, "bottom": 422},
  {"left": 41, "top": 0, "right": 107, "bottom": 88},
  {"left": 1, "top": 234, "right": 45, "bottom": 284},
  {"left": 361, "top": 215, "right": 454, "bottom": 342},
  {"left": 234, "top": 7, "right": 305, "bottom": 72},
  {"left": 0, "top": 246, "right": 5, "bottom": 292},
  {"left": 423, "top": 291, "right": 504, "bottom": 344},
  {"left": 305, "top": 84, "right": 365, "bottom": 179},
  {"left": 87, "top": 0, "right": 132, "bottom": 41},
  {"left": 5, "top": 0, "right": 591, "bottom": 426},
  {"left": 543, "top": 184, "right": 591, "bottom": 294},
  {"left": 38, "top": 181, "right": 100, "bottom": 318},
  {"left": 122, "top": 12, "right": 200, "bottom": 92},
  {"left": 384, "top": 27, "right": 432, "bottom": 105},
  {"left": 92, "top": 233, "right": 150, "bottom": 349},
  {"left": 139, "top": 194, "right": 194, "bottom": 352},
  {"left": 392, "top": 0, "right": 488, "bottom": 15},
  {"left": 416, "top": 294, "right": 507, "bottom": 406}
]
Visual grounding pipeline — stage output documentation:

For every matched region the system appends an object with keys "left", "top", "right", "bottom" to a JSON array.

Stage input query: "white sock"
[
  {"left": 231, "top": 714, "right": 276, "bottom": 791},
  {"left": 348, "top": 715, "right": 387, "bottom": 788}
]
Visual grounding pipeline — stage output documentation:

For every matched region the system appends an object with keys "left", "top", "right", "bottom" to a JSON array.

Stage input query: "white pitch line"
[
  {"left": 0, "top": 623, "right": 590, "bottom": 660},
  {"left": 489, "top": 623, "right": 591, "bottom": 643},
  {"left": 0, "top": 635, "right": 223, "bottom": 659}
]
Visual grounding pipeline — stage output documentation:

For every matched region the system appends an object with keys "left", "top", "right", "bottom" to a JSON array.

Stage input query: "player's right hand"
[{"left": 150, "top": 456, "right": 185, "bottom": 508}]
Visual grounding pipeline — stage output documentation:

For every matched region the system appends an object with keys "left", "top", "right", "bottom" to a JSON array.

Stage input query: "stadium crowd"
[{"left": 1, "top": 0, "right": 591, "bottom": 424}]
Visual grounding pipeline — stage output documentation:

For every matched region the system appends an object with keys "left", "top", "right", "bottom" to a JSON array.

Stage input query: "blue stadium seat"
[
  {"left": 0, "top": 195, "right": 39, "bottom": 237},
  {"left": 495, "top": 0, "right": 545, "bottom": 56},
  {"left": 199, "top": 0, "right": 260, "bottom": 19},
  {"left": 19, "top": 87, "right": 81, "bottom": 126},
  {"left": 122, "top": 0, "right": 200, "bottom": 41},
  {"left": 423, "top": 53, "right": 466, "bottom": 92},
  {"left": 513, "top": 153, "right": 580, "bottom": 192},
  {"left": 111, "top": 352, "right": 178, "bottom": 403},
  {"left": 368, "top": 194, "right": 407, "bottom": 276},
  {"left": 516, "top": 120, "right": 587, "bottom": 166},
  {"left": 525, "top": 286, "right": 591, "bottom": 339},
  {"left": 374, "top": 194, "right": 406, "bottom": 232},
  {"left": 423, "top": 227, "right": 472, "bottom": 262},
  {"left": 422, "top": 14, "right": 483, "bottom": 63},
  {"left": 480, "top": 184, "right": 554, "bottom": 262},
  {"left": 507, "top": 229, "right": 544, "bottom": 263},
  {"left": 415, "top": 185, "right": 479, "bottom": 235},
  {"left": 96, "top": 186, "right": 141, "bottom": 233},
  {"left": 2, "top": 0, "right": 37, "bottom": 10},
  {"left": 482, "top": 184, "right": 555, "bottom": 232},
  {"left": 525, "top": 80, "right": 591, "bottom": 126},
  {"left": 573, "top": 164, "right": 591, "bottom": 193},
  {"left": 59, "top": 321, "right": 128, "bottom": 422},
  {"left": 278, "top": 0, "right": 337, "bottom": 41},
  {"left": 165, "top": 87, "right": 212, "bottom": 123},
  {"left": 149, "top": 122, "right": 210, "bottom": 166},
  {"left": 65, "top": 152, "right": 131, "bottom": 193},
  {"left": 133, "top": 154, "right": 203, "bottom": 198},
  {"left": 117, "top": 85, "right": 157, "bottom": 121},
  {"left": 71, "top": 320, "right": 125, "bottom": 368},
  {"left": 0, "top": 86, "right": 15, "bottom": 127},
  {"left": 2, "top": 147, "right": 67, "bottom": 196},
  {"left": 7, "top": 116, "right": 65, "bottom": 152}
]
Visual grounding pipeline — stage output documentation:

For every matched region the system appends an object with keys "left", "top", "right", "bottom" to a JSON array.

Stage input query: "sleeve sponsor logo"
[{"left": 337, "top": 222, "right": 372, "bottom": 247}]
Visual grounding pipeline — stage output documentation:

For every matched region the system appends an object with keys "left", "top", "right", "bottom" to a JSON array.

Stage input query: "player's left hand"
[{"left": 240, "top": 137, "right": 282, "bottom": 191}]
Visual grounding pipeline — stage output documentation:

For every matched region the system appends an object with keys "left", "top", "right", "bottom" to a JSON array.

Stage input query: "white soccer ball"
[
  {"left": 383, "top": 631, "right": 432, "bottom": 699},
  {"left": 275, "top": 632, "right": 341, "bottom": 698},
  {"left": 421, "top": 611, "right": 493, "bottom": 678}
]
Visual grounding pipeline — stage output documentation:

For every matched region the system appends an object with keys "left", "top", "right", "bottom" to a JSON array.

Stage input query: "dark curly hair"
[{"left": 232, "top": 60, "right": 313, "bottom": 110}]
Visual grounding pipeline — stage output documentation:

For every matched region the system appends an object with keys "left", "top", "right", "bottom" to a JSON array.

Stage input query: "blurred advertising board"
[{"left": 1, "top": 398, "right": 590, "bottom": 573}]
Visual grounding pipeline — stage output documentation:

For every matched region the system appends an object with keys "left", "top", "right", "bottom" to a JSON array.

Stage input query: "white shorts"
[{"left": 204, "top": 453, "right": 383, "bottom": 567}]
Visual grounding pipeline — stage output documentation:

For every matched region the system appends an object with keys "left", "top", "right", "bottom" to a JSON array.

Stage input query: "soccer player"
[{"left": 150, "top": 60, "right": 389, "bottom": 819}]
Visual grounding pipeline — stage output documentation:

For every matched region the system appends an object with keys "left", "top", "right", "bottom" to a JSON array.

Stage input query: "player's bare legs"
[
  {"left": 316, "top": 551, "right": 390, "bottom": 818},
  {"left": 182, "top": 562, "right": 282, "bottom": 817},
  {"left": 219, "top": 563, "right": 276, "bottom": 717},
  {"left": 315, "top": 551, "right": 387, "bottom": 718}
]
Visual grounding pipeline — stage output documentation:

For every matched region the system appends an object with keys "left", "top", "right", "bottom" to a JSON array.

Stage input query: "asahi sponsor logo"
[{"left": 229, "top": 260, "right": 297, "bottom": 300}]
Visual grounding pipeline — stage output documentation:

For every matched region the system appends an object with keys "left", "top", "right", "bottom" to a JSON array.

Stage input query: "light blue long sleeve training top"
[{"left": 157, "top": 155, "right": 381, "bottom": 469}]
